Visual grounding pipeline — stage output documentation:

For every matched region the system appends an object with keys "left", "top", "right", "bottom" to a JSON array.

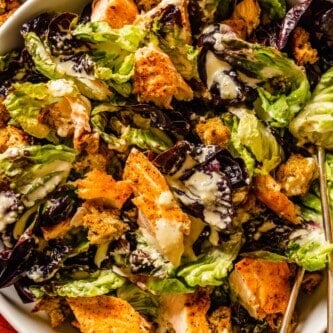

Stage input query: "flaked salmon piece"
[
  {"left": 76, "top": 169, "right": 133, "bottom": 209},
  {"left": 133, "top": 44, "right": 193, "bottom": 109},
  {"left": 123, "top": 149, "right": 192, "bottom": 266},
  {"left": 67, "top": 295, "right": 151, "bottom": 333},
  {"left": 90, "top": 0, "right": 138, "bottom": 28},
  {"left": 253, "top": 174, "right": 302, "bottom": 224},
  {"left": 229, "top": 258, "right": 291, "bottom": 322},
  {"left": 160, "top": 288, "right": 211, "bottom": 333}
]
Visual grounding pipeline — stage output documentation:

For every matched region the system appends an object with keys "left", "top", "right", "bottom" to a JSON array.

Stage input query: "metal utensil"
[
  {"left": 280, "top": 267, "right": 305, "bottom": 333},
  {"left": 280, "top": 147, "right": 333, "bottom": 333},
  {"left": 318, "top": 147, "right": 333, "bottom": 333}
]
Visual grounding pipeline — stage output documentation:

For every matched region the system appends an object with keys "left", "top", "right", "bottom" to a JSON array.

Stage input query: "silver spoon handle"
[{"left": 318, "top": 147, "right": 333, "bottom": 333}]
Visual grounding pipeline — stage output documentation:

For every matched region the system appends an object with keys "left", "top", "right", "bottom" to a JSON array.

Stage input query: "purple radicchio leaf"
[
  {"left": 154, "top": 141, "right": 249, "bottom": 230},
  {"left": 277, "top": 0, "right": 313, "bottom": 50},
  {"left": 0, "top": 229, "right": 37, "bottom": 288}
]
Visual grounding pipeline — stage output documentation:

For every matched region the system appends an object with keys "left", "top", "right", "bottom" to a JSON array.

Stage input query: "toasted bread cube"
[{"left": 91, "top": 0, "right": 138, "bottom": 28}]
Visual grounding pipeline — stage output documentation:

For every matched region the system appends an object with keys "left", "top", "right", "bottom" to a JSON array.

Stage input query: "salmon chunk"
[
  {"left": 123, "top": 149, "right": 192, "bottom": 266},
  {"left": 67, "top": 295, "right": 151, "bottom": 333},
  {"left": 133, "top": 44, "right": 193, "bottom": 109},
  {"left": 229, "top": 258, "right": 291, "bottom": 322},
  {"left": 160, "top": 288, "right": 211, "bottom": 333}
]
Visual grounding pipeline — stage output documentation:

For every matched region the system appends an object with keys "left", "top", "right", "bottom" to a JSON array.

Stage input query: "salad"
[{"left": 0, "top": 0, "right": 333, "bottom": 332}]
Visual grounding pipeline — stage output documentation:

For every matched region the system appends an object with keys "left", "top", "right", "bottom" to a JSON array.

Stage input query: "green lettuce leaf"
[
  {"left": 204, "top": 26, "right": 311, "bottom": 127},
  {"left": 117, "top": 283, "right": 159, "bottom": 319},
  {"left": 0, "top": 144, "right": 77, "bottom": 207},
  {"left": 73, "top": 22, "right": 146, "bottom": 97},
  {"left": 31, "top": 270, "right": 125, "bottom": 298},
  {"left": 4, "top": 79, "right": 79, "bottom": 140},
  {"left": 286, "top": 225, "right": 333, "bottom": 271},
  {"left": 177, "top": 232, "right": 243, "bottom": 287},
  {"left": 23, "top": 32, "right": 111, "bottom": 101},
  {"left": 289, "top": 66, "right": 333, "bottom": 150}
]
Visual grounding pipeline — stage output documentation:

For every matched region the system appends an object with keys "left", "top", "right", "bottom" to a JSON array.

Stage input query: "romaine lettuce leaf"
[
  {"left": 289, "top": 66, "right": 333, "bottom": 150},
  {"left": 30, "top": 270, "right": 125, "bottom": 298},
  {"left": 4, "top": 79, "right": 79, "bottom": 140},
  {"left": 73, "top": 22, "right": 146, "bottom": 97},
  {"left": 177, "top": 232, "right": 243, "bottom": 287},
  {"left": 286, "top": 226, "right": 333, "bottom": 271},
  {"left": 199, "top": 24, "right": 311, "bottom": 127},
  {"left": 0, "top": 144, "right": 76, "bottom": 208},
  {"left": 23, "top": 32, "right": 111, "bottom": 101}
]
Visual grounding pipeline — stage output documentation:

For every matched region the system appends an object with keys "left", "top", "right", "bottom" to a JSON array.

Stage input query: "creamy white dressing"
[
  {"left": 184, "top": 171, "right": 232, "bottom": 228},
  {"left": 184, "top": 171, "right": 220, "bottom": 202},
  {"left": 156, "top": 191, "right": 174, "bottom": 206},
  {"left": 23, "top": 174, "right": 65, "bottom": 208},
  {"left": 160, "top": 0, "right": 183, "bottom": 7},
  {"left": 48, "top": 79, "right": 76, "bottom": 96},
  {"left": 212, "top": 32, "right": 227, "bottom": 51},
  {"left": 55, "top": 59, "right": 92, "bottom": 79},
  {"left": 205, "top": 51, "right": 239, "bottom": 100},
  {"left": 155, "top": 218, "right": 184, "bottom": 266},
  {"left": 237, "top": 71, "right": 261, "bottom": 87},
  {"left": 0, "top": 194, "right": 18, "bottom": 231}
]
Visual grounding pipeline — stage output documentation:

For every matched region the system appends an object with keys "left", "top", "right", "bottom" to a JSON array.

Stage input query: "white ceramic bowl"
[
  {"left": 0, "top": 1, "right": 328, "bottom": 332},
  {"left": 0, "top": 0, "right": 91, "bottom": 54}
]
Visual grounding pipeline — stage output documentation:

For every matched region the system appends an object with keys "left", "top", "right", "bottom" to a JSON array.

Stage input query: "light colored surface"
[
  {"left": 0, "top": 287, "right": 77, "bottom": 333},
  {"left": 0, "top": 1, "right": 329, "bottom": 332},
  {"left": 0, "top": 283, "right": 327, "bottom": 332},
  {"left": 0, "top": 0, "right": 91, "bottom": 54}
]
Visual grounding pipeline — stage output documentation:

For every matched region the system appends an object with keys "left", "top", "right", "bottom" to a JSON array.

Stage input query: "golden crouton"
[
  {"left": 253, "top": 174, "right": 302, "bottom": 224},
  {"left": 195, "top": 117, "right": 231, "bottom": 146},
  {"left": 276, "top": 154, "right": 319, "bottom": 197},
  {"left": 76, "top": 169, "right": 133, "bottom": 209},
  {"left": 231, "top": 0, "right": 261, "bottom": 36},
  {"left": 0, "top": 125, "right": 31, "bottom": 153},
  {"left": 229, "top": 258, "right": 291, "bottom": 323},
  {"left": 0, "top": 0, "right": 20, "bottom": 25},
  {"left": 133, "top": 45, "right": 193, "bottom": 109},
  {"left": 91, "top": 0, "right": 139, "bottom": 28},
  {"left": 33, "top": 297, "right": 70, "bottom": 328},
  {"left": 208, "top": 306, "right": 233, "bottom": 333},
  {"left": 67, "top": 295, "right": 151, "bottom": 333},
  {"left": 292, "top": 27, "right": 319, "bottom": 66},
  {"left": 123, "top": 149, "right": 192, "bottom": 266},
  {"left": 135, "top": 0, "right": 161, "bottom": 11},
  {"left": 73, "top": 151, "right": 109, "bottom": 174},
  {"left": 76, "top": 202, "right": 129, "bottom": 244}
]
